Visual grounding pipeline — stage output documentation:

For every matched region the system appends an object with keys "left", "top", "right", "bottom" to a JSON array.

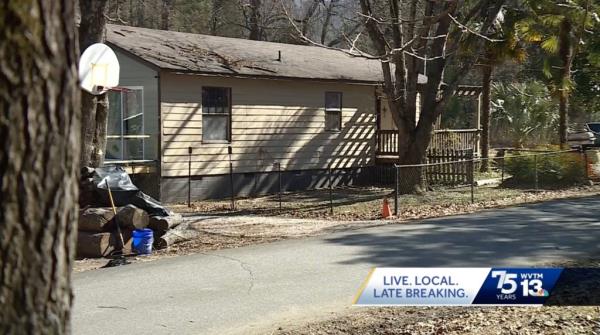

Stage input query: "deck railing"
[
  {"left": 376, "top": 128, "right": 480, "bottom": 156},
  {"left": 377, "top": 129, "right": 398, "bottom": 155}
]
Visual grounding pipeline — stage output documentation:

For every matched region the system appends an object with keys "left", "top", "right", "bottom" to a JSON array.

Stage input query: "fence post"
[
  {"left": 500, "top": 149, "right": 505, "bottom": 183},
  {"left": 470, "top": 152, "right": 475, "bottom": 204},
  {"left": 394, "top": 165, "right": 399, "bottom": 216},
  {"left": 188, "top": 146, "right": 192, "bottom": 207},
  {"left": 328, "top": 164, "right": 333, "bottom": 215},
  {"left": 277, "top": 162, "right": 282, "bottom": 212},
  {"left": 582, "top": 149, "right": 589, "bottom": 181},
  {"left": 534, "top": 154, "right": 539, "bottom": 191},
  {"left": 228, "top": 145, "right": 235, "bottom": 211}
]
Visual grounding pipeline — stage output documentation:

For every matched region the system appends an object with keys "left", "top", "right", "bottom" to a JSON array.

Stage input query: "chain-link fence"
[
  {"left": 173, "top": 148, "right": 595, "bottom": 220},
  {"left": 176, "top": 160, "right": 384, "bottom": 216},
  {"left": 390, "top": 148, "right": 590, "bottom": 216}
]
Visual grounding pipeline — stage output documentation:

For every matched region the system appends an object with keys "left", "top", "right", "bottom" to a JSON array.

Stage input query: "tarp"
[{"left": 82, "top": 165, "right": 171, "bottom": 217}]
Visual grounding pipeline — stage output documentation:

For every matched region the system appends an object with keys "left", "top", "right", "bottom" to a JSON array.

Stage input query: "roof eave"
[
  {"left": 107, "top": 42, "right": 163, "bottom": 72},
  {"left": 165, "top": 68, "right": 382, "bottom": 85}
]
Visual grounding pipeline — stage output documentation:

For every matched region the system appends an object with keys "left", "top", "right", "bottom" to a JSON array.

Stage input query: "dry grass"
[{"left": 171, "top": 184, "right": 600, "bottom": 222}]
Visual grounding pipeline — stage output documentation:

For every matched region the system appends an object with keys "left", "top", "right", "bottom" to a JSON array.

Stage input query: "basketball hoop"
[
  {"left": 107, "top": 86, "right": 133, "bottom": 93},
  {"left": 79, "top": 43, "right": 120, "bottom": 95}
]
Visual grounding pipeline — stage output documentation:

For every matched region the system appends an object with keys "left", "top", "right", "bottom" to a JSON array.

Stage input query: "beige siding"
[
  {"left": 379, "top": 92, "right": 421, "bottom": 130},
  {"left": 160, "top": 73, "right": 376, "bottom": 177}
]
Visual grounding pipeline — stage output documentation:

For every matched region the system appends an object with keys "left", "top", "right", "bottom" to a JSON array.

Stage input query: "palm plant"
[
  {"left": 491, "top": 81, "right": 559, "bottom": 147},
  {"left": 516, "top": 0, "right": 596, "bottom": 148}
]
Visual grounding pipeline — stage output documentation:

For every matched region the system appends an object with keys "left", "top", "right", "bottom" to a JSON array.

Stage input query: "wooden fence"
[
  {"left": 429, "top": 129, "right": 480, "bottom": 154},
  {"left": 426, "top": 148, "right": 474, "bottom": 185}
]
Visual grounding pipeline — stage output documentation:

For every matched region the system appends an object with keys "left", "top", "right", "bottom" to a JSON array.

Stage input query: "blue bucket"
[{"left": 132, "top": 228, "right": 154, "bottom": 255}]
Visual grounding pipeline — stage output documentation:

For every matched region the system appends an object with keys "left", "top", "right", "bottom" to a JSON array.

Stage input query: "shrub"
[{"left": 503, "top": 152, "right": 586, "bottom": 188}]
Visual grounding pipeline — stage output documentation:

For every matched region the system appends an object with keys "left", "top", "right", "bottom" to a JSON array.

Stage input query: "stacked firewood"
[{"left": 76, "top": 205, "right": 182, "bottom": 258}]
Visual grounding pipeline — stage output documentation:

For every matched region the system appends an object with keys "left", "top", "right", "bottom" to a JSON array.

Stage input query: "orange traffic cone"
[{"left": 382, "top": 198, "right": 392, "bottom": 218}]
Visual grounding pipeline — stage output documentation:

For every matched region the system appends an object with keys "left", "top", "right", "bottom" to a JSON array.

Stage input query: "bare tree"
[
  {"left": 79, "top": 0, "right": 110, "bottom": 168},
  {"left": 361, "top": 0, "right": 503, "bottom": 191},
  {"left": 285, "top": 0, "right": 505, "bottom": 191},
  {"left": 136, "top": 0, "right": 146, "bottom": 26},
  {"left": 320, "top": 0, "right": 337, "bottom": 44},
  {"left": 238, "top": 0, "right": 291, "bottom": 41},
  {"left": 210, "top": 0, "right": 225, "bottom": 35},
  {"left": 300, "top": 0, "right": 321, "bottom": 37},
  {"left": 319, "top": 0, "right": 364, "bottom": 48},
  {"left": 358, "top": 1, "right": 505, "bottom": 191},
  {"left": 161, "top": 0, "right": 175, "bottom": 30},
  {"left": 0, "top": 0, "right": 80, "bottom": 333},
  {"left": 246, "top": 0, "right": 263, "bottom": 40}
]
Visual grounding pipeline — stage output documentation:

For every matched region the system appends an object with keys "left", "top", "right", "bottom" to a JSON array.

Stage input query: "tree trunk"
[
  {"left": 210, "top": 0, "right": 223, "bottom": 35},
  {"left": 558, "top": 18, "right": 573, "bottom": 149},
  {"left": 320, "top": 0, "right": 336, "bottom": 44},
  {"left": 0, "top": 1, "right": 80, "bottom": 333},
  {"left": 79, "top": 0, "right": 110, "bottom": 167},
  {"left": 136, "top": 0, "right": 146, "bottom": 27},
  {"left": 301, "top": 0, "right": 320, "bottom": 38},
  {"left": 480, "top": 64, "right": 493, "bottom": 172},
  {"left": 129, "top": 0, "right": 134, "bottom": 23},
  {"left": 248, "top": 0, "right": 262, "bottom": 40},
  {"left": 161, "top": 0, "right": 174, "bottom": 30}
]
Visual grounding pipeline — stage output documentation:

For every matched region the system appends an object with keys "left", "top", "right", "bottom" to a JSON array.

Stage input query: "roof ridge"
[{"left": 107, "top": 24, "right": 352, "bottom": 53}]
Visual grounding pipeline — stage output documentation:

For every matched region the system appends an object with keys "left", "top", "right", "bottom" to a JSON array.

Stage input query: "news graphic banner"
[{"left": 353, "top": 268, "right": 600, "bottom": 306}]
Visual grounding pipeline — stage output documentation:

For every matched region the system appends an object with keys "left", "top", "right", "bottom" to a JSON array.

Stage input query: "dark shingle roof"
[{"left": 107, "top": 24, "right": 383, "bottom": 84}]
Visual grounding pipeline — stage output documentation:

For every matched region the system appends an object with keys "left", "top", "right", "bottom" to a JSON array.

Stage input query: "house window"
[
  {"left": 325, "top": 92, "right": 342, "bottom": 131},
  {"left": 106, "top": 87, "right": 148, "bottom": 161},
  {"left": 202, "top": 87, "right": 231, "bottom": 142}
]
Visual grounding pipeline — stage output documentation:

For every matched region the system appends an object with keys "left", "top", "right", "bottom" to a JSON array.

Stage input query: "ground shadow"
[{"left": 324, "top": 196, "right": 600, "bottom": 267}]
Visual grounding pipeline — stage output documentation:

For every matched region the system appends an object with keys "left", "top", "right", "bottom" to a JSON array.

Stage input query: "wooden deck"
[{"left": 376, "top": 129, "right": 480, "bottom": 162}]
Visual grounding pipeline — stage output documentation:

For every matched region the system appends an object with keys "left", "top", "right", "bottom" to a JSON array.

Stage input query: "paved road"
[{"left": 72, "top": 197, "right": 600, "bottom": 335}]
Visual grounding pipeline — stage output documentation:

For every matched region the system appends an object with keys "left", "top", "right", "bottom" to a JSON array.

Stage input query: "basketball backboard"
[{"left": 79, "top": 43, "right": 120, "bottom": 95}]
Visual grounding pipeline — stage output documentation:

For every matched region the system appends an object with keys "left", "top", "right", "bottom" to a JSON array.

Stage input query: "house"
[
  {"left": 105, "top": 24, "right": 387, "bottom": 202},
  {"left": 105, "top": 24, "right": 483, "bottom": 202}
]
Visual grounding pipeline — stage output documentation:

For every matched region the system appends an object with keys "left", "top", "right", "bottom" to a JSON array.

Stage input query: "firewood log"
[
  {"left": 116, "top": 205, "right": 149, "bottom": 230},
  {"left": 76, "top": 231, "right": 132, "bottom": 258},
  {"left": 78, "top": 207, "right": 115, "bottom": 233},
  {"left": 148, "top": 213, "right": 182, "bottom": 232}
]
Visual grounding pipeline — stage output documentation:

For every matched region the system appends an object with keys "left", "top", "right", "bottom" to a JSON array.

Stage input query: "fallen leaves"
[{"left": 275, "top": 306, "right": 600, "bottom": 335}]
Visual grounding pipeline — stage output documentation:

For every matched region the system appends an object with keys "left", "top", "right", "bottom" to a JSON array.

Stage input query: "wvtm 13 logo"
[{"left": 491, "top": 270, "right": 549, "bottom": 300}]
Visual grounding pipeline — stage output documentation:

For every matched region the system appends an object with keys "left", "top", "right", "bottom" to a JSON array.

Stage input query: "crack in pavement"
[
  {"left": 200, "top": 252, "right": 255, "bottom": 293},
  {"left": 97, "top": 305, "right": 127, "bottom": 310}
]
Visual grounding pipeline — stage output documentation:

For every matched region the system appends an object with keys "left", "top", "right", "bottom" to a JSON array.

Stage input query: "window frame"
[
  {"left": 324, "top": 91, "right": 343, "bottom": 132},
  {"left": 202, "top": 86, "right": 232, "bottom": 143},
  {"left": 105, "top": 86, "right": 149, "bottom": 162}
]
